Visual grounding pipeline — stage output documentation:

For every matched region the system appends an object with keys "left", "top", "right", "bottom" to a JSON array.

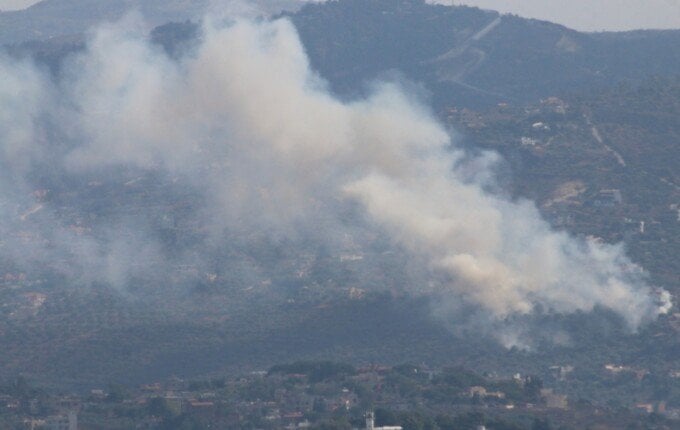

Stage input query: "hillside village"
[
  {"left": 443, "top": 80, "right": 680, "bottom": 293},
  {"left": 1, "top": 362, "right": 678, "bottom": 429}
]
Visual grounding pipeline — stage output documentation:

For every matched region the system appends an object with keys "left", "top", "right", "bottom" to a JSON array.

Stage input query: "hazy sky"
[
  {"left": 0, "top": 0, "right": 36, "bottom": 11},
  {"left": 447, "top": 0, "right": 680, "bottom": 31},
  {"left": 0, "top": 0, "right": 679, "bottom": 31}
]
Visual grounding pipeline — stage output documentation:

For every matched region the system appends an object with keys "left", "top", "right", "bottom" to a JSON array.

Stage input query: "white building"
[
  {"left": 364, "top": 411, "right": 402, "bottom": 430},
  {"left": 45, "top": 411, "right": 77, "bottom": 430}
]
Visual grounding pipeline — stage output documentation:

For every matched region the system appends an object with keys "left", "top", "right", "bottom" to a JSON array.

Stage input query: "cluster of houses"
[
  {"left": 0, "top": 392, "right": 78, "bottom": 430},
  {"left": 23, "top": 411, "right": 77, "bottom": 430},
  {"left": 2, "top": 360, "right": 679, "bottom": 428}
]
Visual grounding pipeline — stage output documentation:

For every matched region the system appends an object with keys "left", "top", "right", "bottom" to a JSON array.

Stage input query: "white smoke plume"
[{"left": 0, "top": 14, "right": 671, "bottom": 340}]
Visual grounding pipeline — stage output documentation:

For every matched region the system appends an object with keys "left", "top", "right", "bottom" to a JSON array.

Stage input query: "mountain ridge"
[{"left": 289, "top": 0, "right": 680, "bottom": 108}]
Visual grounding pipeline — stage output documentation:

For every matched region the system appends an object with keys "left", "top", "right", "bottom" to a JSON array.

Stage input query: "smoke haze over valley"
[
  {"left": 0, "top": 6, "right": 679, "bottom": 424},
  {"left": 0, "top": 7, "right": 672, "bottom": 350}
]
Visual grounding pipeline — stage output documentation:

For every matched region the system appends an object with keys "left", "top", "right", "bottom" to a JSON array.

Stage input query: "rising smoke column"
[{"left": 0, "top": 15, "right": 671, "bottom": 335}]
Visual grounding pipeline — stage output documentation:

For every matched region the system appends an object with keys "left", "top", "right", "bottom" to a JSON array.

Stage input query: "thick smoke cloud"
[{"left": 0, "top": 14, "right": 671, "bottom": 342}]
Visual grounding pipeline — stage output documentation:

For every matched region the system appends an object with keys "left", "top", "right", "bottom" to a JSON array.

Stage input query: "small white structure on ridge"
[{"left": 365, "top": 411, "right": 402, "bottom": 430}]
